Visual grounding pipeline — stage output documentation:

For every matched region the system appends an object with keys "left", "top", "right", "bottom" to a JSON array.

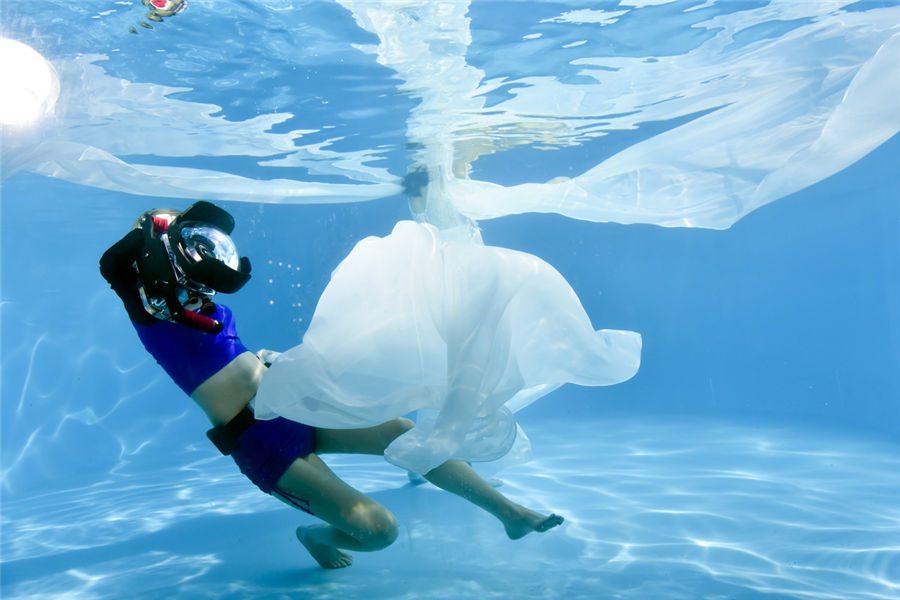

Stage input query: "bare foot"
[
  {"left": 503, "top": 507, "right": 565, "bottom": 540},
  {"left": 296, "top": 525, "right": 353, "bottom": 569}
]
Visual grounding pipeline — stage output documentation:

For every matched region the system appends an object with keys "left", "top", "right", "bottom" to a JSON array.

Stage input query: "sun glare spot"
[{"left": 0, "top": 38, "right": 60, "bottom": 126}]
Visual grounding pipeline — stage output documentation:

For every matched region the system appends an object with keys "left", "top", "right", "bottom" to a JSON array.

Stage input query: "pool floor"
[{"left": 2, "top": 415, "right": 898, "bottom": 600}]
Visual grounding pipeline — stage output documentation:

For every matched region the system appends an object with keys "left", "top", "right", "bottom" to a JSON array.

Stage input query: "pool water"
[
  {"left": 2, "top": 1, "right": 899, "bottom": 599},
  {"left": 3, "top": 412, "right": 899, "bottom": 599}
]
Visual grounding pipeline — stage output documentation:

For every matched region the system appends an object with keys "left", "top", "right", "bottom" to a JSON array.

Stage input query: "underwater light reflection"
[{"left": 0, "top": 38, "right": 59, "bottom": 126}]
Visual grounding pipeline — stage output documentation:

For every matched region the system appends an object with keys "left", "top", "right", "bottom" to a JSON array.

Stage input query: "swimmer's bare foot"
[
  {"left": 503, "top": 506, "right": 564, "bottom": 540},
  {"left": 296, "top": 525, "right": 353, "bottom": 569}
]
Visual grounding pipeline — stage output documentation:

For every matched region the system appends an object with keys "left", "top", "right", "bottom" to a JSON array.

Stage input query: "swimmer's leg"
[
  {"left": 314, "top": 418, "right": 416, "bottom": 455},
  {"left": 273, "top": 452, "right": 398, "bottom": 569},
  {"left": 316, "top": 419, "right": 563, "bottom": 539},
  {"left": 316, "top": 418, "right": 428, "bottom": 484},
  {"left": 422, "top": 459, "right": 564, "bottom": 540}
]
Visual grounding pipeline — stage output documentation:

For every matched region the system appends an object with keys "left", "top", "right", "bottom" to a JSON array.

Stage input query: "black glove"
[{"left": 99, "top": 229, "right": 157, "bottom": 325}]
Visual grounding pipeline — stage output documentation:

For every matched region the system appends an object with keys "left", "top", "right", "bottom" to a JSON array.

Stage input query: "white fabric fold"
[{"left": 255, "top": 221, "right": 641, "bottom": 474}]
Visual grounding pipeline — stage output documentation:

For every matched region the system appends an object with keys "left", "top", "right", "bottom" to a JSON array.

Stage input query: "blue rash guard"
[
  {"left": 132, "top": 303, "right": 316, "bottom": 495},
  {"left": 100, "top": 229, "right": 316, "bottom": 497},
  {"left": 132, "top": 303, "right": 249, "bottom": 395}
]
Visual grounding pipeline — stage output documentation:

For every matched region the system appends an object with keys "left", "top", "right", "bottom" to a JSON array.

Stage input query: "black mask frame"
[{"left": 135, "top": 201, "right": 251, "bottom": 333}]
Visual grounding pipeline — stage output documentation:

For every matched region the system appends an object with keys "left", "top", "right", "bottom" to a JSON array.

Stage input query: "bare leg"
[
  {"left": 274, "top": 452, "right": 398, "bottom": 569},
  {"left": 315, "top": 418, "right": 417, "bottom": 455},
  {"left": 317, "top": 419, "right": 563, "bottom": 539},
  {"left": 423, "top": 460, "right": 563, "bottom": 539}
]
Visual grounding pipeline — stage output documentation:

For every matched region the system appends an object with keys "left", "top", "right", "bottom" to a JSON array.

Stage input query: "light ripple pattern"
[{"left": 2, "top": 416, "right": 898, "bottom": 600}]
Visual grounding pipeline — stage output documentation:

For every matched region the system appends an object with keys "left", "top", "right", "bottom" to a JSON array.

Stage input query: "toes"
[
  {"left": 325, "top": 552, "right": 354, "bottom": 569},
  {"left": 536, "top": 513, "right": 565, "bottom": 532}
]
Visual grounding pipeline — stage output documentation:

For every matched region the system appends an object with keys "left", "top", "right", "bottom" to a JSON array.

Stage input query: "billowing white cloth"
[
  {"left": 254, "top": 221, "right": 641, "bottom": 474},
  {"left": 341, "top": 1, "right": 900, "bottom": 230},
  {"left": 6, "top": 4, "right": 896, "bottom": 230}
]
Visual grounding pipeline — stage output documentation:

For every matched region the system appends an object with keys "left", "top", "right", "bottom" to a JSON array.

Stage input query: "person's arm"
[{"left": 99, "top": 229, "right": 157, "bottom": 325}]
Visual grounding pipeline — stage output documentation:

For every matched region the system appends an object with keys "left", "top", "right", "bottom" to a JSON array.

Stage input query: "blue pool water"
[{"left": 2, "top": 1, "right": 899, "bottom": 599}]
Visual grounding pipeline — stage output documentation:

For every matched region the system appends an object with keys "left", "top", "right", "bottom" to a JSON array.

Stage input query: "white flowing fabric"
[
  {"left": 254, "top": 221, "right": 641, "bottom": 474},
  {"left": 338, "top": 0, "right": 900, "bottom": 230},
  {"left": 0, "top": 53, "right": 401, "bottom": 204},
  {"left": 5, "top": 2, "right": 897, "bottom": 228}
]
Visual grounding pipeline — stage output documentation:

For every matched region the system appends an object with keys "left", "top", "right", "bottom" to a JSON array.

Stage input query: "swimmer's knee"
[
  {"left": 350, "top": 503, "right": 398, "bottom": 551},
  {"left": 363, "top": 506, "right": 398, "bottom": 550},
  {"left": 366, "top": 516, "right": 398, "bottom": 551}
]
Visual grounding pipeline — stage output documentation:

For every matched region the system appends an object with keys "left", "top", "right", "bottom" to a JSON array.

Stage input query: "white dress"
[{"left": 253, "top": 221, "right": 641, "bottom": 474}]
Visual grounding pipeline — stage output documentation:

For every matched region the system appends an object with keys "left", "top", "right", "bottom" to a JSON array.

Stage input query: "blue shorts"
[{"left": 230, "top": 417, "right": 316, "bottom": 494}]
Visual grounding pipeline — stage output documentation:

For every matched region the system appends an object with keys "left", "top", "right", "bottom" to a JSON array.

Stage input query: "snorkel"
[{"left": 135, "top": 201, "right": 251, "bottom": 333}]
